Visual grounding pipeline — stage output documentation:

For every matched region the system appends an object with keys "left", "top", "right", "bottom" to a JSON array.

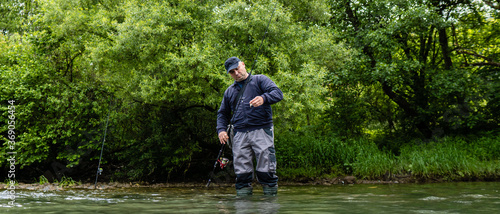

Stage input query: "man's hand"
[
  {"left": 249, "top": 96, "right": 264, "bottom": 108},
  {"left": 218, "top": 131, "right": 229, "bottom": 144}
]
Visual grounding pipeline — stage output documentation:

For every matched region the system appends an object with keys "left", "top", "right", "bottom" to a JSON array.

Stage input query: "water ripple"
[{"left": 421, "top": 196, "right": 447, "bottom": 201}]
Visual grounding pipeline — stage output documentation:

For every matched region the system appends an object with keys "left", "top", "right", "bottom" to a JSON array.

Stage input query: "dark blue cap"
[{"left": 224, "top": 57, "right": 241, "bottom": 73}]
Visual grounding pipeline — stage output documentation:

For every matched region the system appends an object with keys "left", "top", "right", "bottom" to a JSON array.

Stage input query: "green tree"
[
  {"left": 327, "top": 0, "right": 500, "bottom": 138},
  {"left": 0, "top": 0, "right": 38, "bottom": 35}
]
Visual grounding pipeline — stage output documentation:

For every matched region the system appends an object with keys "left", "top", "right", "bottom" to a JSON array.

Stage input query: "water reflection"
[
  {"left": 215, "top": 195, "right": 281, "bottom": 214},
  {"left": 233, "top": 196, "right": 280, "bottom": 214}
]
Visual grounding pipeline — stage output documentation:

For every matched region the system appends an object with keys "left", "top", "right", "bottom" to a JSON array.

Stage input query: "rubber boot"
[
  {"left": 236, "top": 186, "right": 253, "bottom": 196},
  {"left": 263, "top": 185, "right": 278, "bottom": 196}
]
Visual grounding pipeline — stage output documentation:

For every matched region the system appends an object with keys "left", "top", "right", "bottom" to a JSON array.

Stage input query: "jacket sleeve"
[
  {"left": 259, "top": 75, "right": 283, "bottom": 105},
  {"left": 216, "top": 92, "right": 231, "bottom": 134}
]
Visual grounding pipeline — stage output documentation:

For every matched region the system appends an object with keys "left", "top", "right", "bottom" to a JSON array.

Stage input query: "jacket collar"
[{"left": 231, "top": 74, "right": 253, "bottom": 88}]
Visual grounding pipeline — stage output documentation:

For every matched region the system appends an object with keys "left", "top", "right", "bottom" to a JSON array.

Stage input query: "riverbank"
[{"left": 2, "top": 175, "right": 498, "bottom": 191}]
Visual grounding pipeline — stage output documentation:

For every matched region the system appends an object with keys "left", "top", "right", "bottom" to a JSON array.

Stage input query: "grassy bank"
[{"left": 275, "top": 132, "right": 500, "bottom": 182}]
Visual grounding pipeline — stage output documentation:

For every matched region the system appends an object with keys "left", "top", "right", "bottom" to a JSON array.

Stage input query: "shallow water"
[{"left": 1, "top": 182, "right": 499, "bottom": 213}]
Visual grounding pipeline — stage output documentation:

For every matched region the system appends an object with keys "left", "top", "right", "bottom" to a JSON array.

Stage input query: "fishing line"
[
  {"left": 249, "top": 1, "right": 277, "bottom": 75},
  {"left": 94, "top": 102, "right": 112, "bottom": 188}
]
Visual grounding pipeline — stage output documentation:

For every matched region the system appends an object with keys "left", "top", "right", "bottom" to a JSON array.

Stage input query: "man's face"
[{"left": 229, "top": 61, "right": 248, "bottom": 82}]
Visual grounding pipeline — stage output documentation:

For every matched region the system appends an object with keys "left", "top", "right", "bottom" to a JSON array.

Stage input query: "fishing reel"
[{"left": 217, "top": 157, "right": 230, "bottom": 169}]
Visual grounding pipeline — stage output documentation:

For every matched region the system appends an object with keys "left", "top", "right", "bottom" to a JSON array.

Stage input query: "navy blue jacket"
[{"left": 217, "top": 74, "right": 283, "bottom": 134}]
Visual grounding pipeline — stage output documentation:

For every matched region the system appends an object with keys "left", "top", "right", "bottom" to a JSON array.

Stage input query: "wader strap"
[{"left": 230, "top": 74, "right": 252, "bottom": 125}]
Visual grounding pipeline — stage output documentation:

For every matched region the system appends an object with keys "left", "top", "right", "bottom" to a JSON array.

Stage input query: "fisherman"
[{"left": 217, "top": 56, "right": 283, "bottom": 196}]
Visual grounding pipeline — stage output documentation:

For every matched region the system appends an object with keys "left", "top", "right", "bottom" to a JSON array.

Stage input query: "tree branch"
[
  {"left": 469, "top": 62, "right": 500, "bottom": 67},
  {"left": 456, "top": 48, "right": 500, "bottom": 67},
  {"left": 483, "top": 0, "right": 500, "bottom": 10},
  {"left": 345, "top": 0, "right": 360, "bottom": 32}
]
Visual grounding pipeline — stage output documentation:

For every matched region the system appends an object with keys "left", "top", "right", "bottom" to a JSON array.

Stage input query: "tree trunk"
[{"left": 438, "top": 28, "right": 453, "bottom": 69}]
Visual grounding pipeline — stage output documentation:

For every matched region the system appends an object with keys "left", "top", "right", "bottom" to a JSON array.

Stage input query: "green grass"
[
  {"left": 397, "top": 136, "right": 500, "bottom": 180},
  {"left": 38, "top": 175, "right": 49, "bottom": 185},
  {"left": 3, "top": 179, "right": 18, "bottom": 186},
  {"left": 276, "top": 132, "right": 500, "bottom": 181},
  {"left": 352, "top": 140, "right": 395, "bottom": 179},
  {"left": 56, "top": 176, "right": 77, "bottom": 187}
]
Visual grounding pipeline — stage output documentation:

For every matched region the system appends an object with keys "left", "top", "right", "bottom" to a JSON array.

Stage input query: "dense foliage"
[{"left": 1, "top": 0, "right": 498, "bottom": 183}]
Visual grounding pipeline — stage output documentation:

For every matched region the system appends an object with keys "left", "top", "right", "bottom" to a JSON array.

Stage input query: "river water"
[{"left": 1, "top": 182, "right": 499, "bottom": 213}]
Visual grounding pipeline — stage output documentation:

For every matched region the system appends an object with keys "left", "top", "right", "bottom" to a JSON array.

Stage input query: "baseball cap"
[{"left": 224, "top": 57, "right": 241, "bottom": 73}]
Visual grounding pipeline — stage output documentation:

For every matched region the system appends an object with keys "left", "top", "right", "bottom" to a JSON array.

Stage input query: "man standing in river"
[{"left": 217, "top": 57, "right": 283, "bottom": 196}]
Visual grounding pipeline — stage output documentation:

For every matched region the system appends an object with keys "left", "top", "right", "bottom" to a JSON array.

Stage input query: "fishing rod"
[
  {"left": 205, "top": 132, "right": 229, "bottom": 188},
  {"left": 94, "top": 102, "right": 112, "bottom": 189},
  {"left": 206, "top": 2, "right": 277, "bottom": 188}
]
